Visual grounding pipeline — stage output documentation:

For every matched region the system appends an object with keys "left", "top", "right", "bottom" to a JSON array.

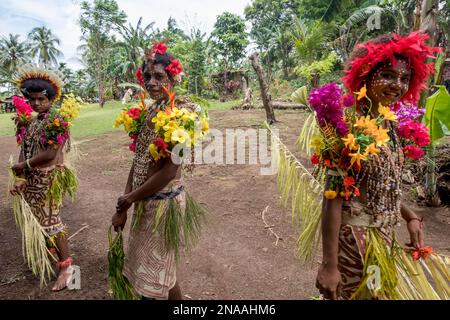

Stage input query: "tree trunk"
[
  {"left": 249, "top": 52, "right": 276, "bottom": 124},
  {"left": 413, "top": 0, "right": 422, "bottom": 31},
  {"left": 311, "top": 72, "right": 320, "bottom": 88},
  {"left": 98, "top": 79, "right": 105, "bottom": 108}
]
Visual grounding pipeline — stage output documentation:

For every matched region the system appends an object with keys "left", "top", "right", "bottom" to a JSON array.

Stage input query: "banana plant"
[{"left": 424, "top": 85, "right": 450, "bottom": 205}]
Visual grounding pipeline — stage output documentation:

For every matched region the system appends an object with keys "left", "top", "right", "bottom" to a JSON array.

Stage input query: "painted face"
[
  {"left": 143, "top": 62, "right": 173, "bottom": 101},
  {"left": 367, "top": 58, "right": 411, "bottom": 106},
  {"left": 27, "top": 92, "right": 52, "bottom": 114}
]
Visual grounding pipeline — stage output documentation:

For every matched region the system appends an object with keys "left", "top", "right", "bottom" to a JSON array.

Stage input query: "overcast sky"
[{"left": 0, "top": 0, "right": 251, "bottom": 70}]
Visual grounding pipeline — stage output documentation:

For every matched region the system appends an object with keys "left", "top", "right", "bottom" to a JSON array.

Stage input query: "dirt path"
[{"left": 1, "top": 109, "right": 449, "bottom": 299}]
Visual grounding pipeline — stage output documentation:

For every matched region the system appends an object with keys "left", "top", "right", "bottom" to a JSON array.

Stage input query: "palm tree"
[
  {"left": 28, "top": 26, "right": 63, "bottom": 66},
  {"left": 0, "top": 34, "right": 30, "bottom": 91},
  {"left": 117, "top": 17, "right": 155, "bottom": 81}
]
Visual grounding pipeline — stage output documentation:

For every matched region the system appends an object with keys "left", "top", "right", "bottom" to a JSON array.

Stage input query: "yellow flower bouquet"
[{"left": 149, "top": 87, "right": 209, "bottom": 161}]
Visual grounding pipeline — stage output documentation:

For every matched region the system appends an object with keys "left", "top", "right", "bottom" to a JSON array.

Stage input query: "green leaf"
[
  {"left": 291, "top": 86, "right": 309, "bottom": 106},
  {"left": 424, "top": 86, "right": 450, "bottom": 143}
]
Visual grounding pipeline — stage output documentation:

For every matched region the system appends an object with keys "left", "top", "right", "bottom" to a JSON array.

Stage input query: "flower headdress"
[
  {"left": 342, "top": 32, "right": 441, "bottom": 104},
  {"left": 143, "top": 41, "right": 183, "bottom": 82},
  {"left": 14, "top": 65, "right": 64, "bottom": 101}
]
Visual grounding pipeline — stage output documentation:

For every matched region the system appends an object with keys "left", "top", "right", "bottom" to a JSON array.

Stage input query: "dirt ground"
[{"left": 1, "top": 109, "right": 449, "bottom": 300}]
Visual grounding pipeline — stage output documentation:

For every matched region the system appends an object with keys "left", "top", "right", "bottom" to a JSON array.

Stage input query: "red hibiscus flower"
[
  {"left": 165, "top": 59, "right": 183, "bottom": 75},
  {"left": 126, "top": 107, "right": 142, "bottom": 120},
  {"left": 310, "top": 154, "right": 320, "bottom": 165},
  {"left": 152, "top": 42, "right": 167, "bottom": 55},
  {"left": 135, "top": 68, "right": 145, "bottom": 87}
]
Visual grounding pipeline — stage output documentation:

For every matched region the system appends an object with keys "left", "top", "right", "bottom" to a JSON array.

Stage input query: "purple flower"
[
  {"left": 308, "top": 83, "right": 349, "bottom": 136},
  {"left": 342, "top": 94, "right": 355, "bottom": 107},
  {"left": 56, "top": 134, "right": 65, "bottom": 145},
  {"left": 393, "top": 102, "right": 425, "bottom": 122}
]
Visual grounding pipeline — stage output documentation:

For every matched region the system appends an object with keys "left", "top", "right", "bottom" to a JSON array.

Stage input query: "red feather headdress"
[{"left": 342, "top": 32, "right": 441, "bottom": 104}]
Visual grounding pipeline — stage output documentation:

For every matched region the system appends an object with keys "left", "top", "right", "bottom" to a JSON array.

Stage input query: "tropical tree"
[
  {"left": 245, "top": 0, "right": 300, "bottom": 78},
  {"left": 27, "top": 26, "right": 63, "bottom": 67},
  {"left": 291, "top": 18, "right": 336, "bottom": 87},
  {"left": 0, "top": 34, "right": 29, "bottom": 91},
  {"left": 117, "top": 17, "right": 155, "bottom": 81},
  {"left": 210, "top": 12, "right": 249, "bottom": 71},
  {"left": 79, "top": 0, "right": 126, "bottom": 107},
  {"left": 186, "top": 29, "right": 207, "bottom": 95}
]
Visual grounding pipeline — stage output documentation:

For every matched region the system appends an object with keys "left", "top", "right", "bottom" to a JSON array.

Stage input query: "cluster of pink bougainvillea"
[{"left": 308, "top": 82, "right": 349, "bottom": 137}]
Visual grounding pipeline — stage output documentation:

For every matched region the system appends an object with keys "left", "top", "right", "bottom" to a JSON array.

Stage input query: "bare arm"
[
  {"left": 321, "top": 196, "right": 343, "bottom": 268},
  {"left": 401, "top": 202, "right": 424, "bottom": 247},
  {"left": 12, "top": 144, "right": 62, "bottom": 175},
  {"left": 124, "top": 163, "right": 134, "bottom": 194},
  {"left": 316, "top": 176, "right": 343, "bottom": 300},
  {"left": 116, "top": 158, "right": 179, "bottom": 213}
]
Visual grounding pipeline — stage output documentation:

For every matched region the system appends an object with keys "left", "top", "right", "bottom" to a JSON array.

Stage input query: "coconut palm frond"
[
  {"left": 268, "top": 127, "right": 324, "bottom": 264},
  {"left": 296, "top": 112, "right": 318, "bottom": 154},
  {"left": 8, "top": 157, "right": 55, "bottom": 287},
  {"left": 350, "top": 227, "right": 449, "bottom": 300},
  {"left": 350, "top": 228, "right": 400, "bottom": 300},
  {"left": 394, "top": 249, "right": 441, "bottom": 299}
]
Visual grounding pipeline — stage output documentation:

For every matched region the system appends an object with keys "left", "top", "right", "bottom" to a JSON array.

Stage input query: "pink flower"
[
  {"left": 398, "top": 120, "right": 430, "bottom": 147},
  {"left": 56, "top": 134, "right": 65, "bottom": 145},
  {"left": 308, "top": 83, "right": 348, "bottom": 136},
  {"left": 342, "top": 94, "right": 355, "bottom": 107},
  {"left": 403, "top": 145, "right": 424, "bottom": 159},
  {"left": 129, "top": 141, "right": 136, "bottom": 152},
  {"left": 12, "top": 96, "right": 33, "bottom": 116}
]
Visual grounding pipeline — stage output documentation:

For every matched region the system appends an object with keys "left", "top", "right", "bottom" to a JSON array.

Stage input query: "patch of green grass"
[
  {"left": 71, "top": 101, "right": 128, "bottom": 139},
  {"left": 207, "top": 99, "right": 240, "bottom": 110},
  {"left": 0, "top": 112, "right": 14, "bottom": 136},
  {"left": 0, "top": 100, "right": 129, "bottom": 139}
]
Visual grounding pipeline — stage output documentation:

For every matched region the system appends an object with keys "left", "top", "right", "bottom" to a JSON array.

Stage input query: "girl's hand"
[
  {"left": 406, "top": 218, "right": 424, "bottom": 248},
  {"left": 116, "top": 193, "right": 134, "bottom": 213},
  {"left": 10, "top": 180, "right": 27, "bottom": 195},
  {"left": 316, "top": 263, "right": 342, "bottom": 300},
  {"left": 12, "top": 162, "right": 26, "bottom": 176},
  {"left": 112, "top": 211, "right": 127, "bottom": 232}
]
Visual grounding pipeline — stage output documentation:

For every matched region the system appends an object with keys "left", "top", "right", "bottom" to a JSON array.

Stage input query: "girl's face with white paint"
[{"left": 367, "top": 58, "right": 411, "bottom": 106}]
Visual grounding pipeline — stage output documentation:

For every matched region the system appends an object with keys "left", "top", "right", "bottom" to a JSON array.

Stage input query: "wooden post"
[{"left": 249, "top": 52, "right": 276, "bottom": 124}]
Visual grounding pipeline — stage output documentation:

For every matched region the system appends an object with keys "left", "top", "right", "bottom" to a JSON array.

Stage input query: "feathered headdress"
[
  {"left": 342, "top": 32, "right": 441, "bottom": 104},
  {"left": 14, "top": 65, "right": 64, "bottom": 101}
]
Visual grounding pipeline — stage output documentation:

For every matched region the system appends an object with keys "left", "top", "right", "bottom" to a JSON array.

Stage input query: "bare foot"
[{"left": 51, "top": 266, "right": 73, "bottom": 291}]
